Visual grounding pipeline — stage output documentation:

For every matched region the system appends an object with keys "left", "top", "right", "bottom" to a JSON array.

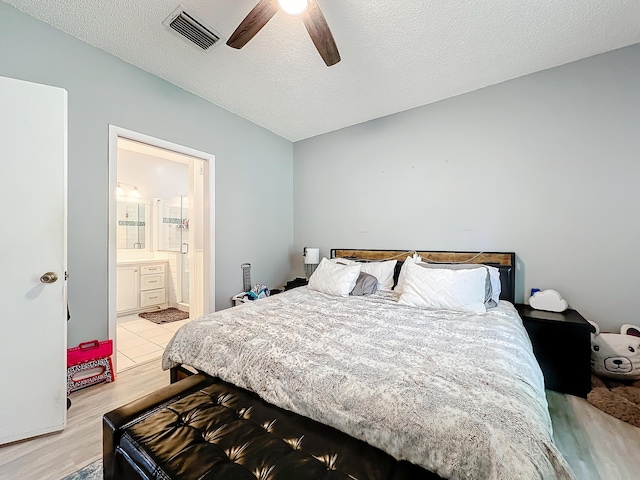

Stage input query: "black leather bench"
[{"left": 103, "top": 374, "right": 441, "bottom": 480}]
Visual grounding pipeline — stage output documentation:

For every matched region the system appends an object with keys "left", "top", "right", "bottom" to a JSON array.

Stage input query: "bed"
[{"left": 162, "top": 249, "right": 575, "bottom": 480}]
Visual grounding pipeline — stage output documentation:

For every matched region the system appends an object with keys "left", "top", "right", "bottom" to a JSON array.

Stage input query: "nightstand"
[
  {"left": 231, "top": 293, "right": 250, "bottom": 306},
  {"left": 232, "top": 289, "right": 283, "bottom": 306},
  {"left": 284, "top": 277, "right": 308, "bottom": 291},
  {"left": 516, "top": 304, "right": 591, "bottom": 398}
]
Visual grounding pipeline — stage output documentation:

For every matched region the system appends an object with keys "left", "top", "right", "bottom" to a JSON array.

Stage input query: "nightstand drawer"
[{"left": 524, "top": 320, "right": 587, "bottom": 355}]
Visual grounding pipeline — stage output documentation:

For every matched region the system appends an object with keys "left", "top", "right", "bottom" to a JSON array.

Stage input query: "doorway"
[{"left": 108, "top": 127, "right": 214, "bottom": 372}]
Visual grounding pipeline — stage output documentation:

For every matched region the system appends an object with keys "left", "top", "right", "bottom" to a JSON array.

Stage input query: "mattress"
[{"left": 163, "top": 287, "right": 575, "bottom": 480}]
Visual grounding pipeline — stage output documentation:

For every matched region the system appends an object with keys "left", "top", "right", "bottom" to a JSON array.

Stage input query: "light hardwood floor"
[
  {"left": 547, "top": 390, "right": 640, "bottom": 479},
  {"left": 0, "top": 361, "right": 638, "bottom": 480},
  {"left": 0, "top": 359, "right": 169, "bottom": 480}
]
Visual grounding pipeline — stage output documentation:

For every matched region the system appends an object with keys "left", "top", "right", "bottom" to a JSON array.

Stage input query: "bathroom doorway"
[{"left": 108, "top": 127, "right": 213, "bottom": 372}]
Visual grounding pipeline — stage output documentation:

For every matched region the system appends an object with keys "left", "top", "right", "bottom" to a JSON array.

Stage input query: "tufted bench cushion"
[{"left": 104, "top": 374, "right": 441, "bottom": 480}]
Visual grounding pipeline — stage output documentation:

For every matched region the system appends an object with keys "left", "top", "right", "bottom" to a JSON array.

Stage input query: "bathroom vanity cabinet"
[
  {"left": 117, "top": 266, "right": 139, "bottom": 312},
  {"left": 116, "top": 262, "right": 168, "bottom": 314}
]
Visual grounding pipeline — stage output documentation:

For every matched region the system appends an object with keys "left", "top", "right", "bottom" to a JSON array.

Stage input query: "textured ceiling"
[{"left": 5, "top": 0, "right": 640, "bottom": 141}]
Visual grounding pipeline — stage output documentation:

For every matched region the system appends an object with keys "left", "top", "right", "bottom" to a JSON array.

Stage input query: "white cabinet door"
[
  {"left": 116, "top": 266, "right": 138, "bottom": 312},
  {"left": 0, "top": 76, "right": 67, "bottom": 444}
]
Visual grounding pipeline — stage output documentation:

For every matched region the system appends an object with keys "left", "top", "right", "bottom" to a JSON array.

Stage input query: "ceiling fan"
[{"left": 226, "top": 0, "right": 341, "bottom": 66}]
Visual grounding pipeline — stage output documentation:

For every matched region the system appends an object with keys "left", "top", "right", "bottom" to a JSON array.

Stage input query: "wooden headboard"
[{"left": 330, "top": 249, "right": 516, "bottom": 303}]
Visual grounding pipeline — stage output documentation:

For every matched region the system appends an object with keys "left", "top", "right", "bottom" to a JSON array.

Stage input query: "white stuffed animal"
[{"left": 588, "top": 320, "right": 640, "bottom": 380}]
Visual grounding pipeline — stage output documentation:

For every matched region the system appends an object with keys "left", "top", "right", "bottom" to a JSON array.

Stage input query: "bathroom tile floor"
[{"left": 116, "top": 313, "right": 190, "bottom": 373}]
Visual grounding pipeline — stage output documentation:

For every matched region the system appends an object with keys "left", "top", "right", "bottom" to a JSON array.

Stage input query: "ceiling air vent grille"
[{"left": 164, "top": 7, "right": 220, "bottom": 51}]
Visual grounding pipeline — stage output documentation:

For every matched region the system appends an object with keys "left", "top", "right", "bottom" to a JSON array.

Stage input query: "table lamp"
[{"left": 303, "top": 247, "right": 319, "bottom": 279}]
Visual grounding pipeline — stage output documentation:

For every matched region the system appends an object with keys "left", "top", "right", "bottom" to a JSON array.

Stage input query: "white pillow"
[
  {"left": 486, "top": 265, "right": 501, "bottom": 303},
  {"left": 308, "top": 258, "right": 361, "bottom": 297},
  {"left": 394, "top": 254, "right": 423, "bottom": 294},
  {"left": 359, "top": 260, "right": 397, "bottom": 292},
  {"left": 398, "top": 262, "right": 487, "bottom": 313},
  {"left": 417, "top": 263, "right": 496, "bottom": 308},
  {"left": 329, "top": 258, "right": 397, "bottom": 292},
  {"left": 328, "top": 258, "right": 357, "bottom": 266}
]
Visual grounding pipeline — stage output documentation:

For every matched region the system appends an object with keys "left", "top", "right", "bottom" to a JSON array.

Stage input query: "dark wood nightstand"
[
  {"left": 284, "top": 277, "right": 308, "bottom": 291},
  {"left": 516, "top": 304, "right": 591, "bottom": 398}
]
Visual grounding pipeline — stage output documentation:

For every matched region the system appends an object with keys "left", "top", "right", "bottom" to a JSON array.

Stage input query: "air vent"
[{"left": 163, "top": 7, "right": 221, "bottom": 51}]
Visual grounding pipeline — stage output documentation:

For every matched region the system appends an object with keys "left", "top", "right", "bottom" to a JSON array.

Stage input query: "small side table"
[
  {"left": 231, "top": 293, "right": 250, "bottom": 307},
  {"left": 284, "top": 278, "right": 308, "bottom": 291},
  {"left": 516, "top": 304, "right": 592, "bottom": 398},
  {"left": 232, "top": 289, "right": 283, "bottom": 306}
]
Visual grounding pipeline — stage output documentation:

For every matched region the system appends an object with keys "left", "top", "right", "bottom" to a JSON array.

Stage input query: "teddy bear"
[
  {"left": 586, "top": 320, "right": 640, "bottom": 428},
  {"left": 588, "top": 321, "right": 640, "bottom": 380}
]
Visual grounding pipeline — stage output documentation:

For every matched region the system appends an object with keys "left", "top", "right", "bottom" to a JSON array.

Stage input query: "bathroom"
[{"left": 114, "top": 138, "right": 205, "bottom": 371}]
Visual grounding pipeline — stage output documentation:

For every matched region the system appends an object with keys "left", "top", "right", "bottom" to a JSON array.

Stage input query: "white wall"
[
  {"left": 0, "top": 4, "right": 294, "bottom": 346},
  {"left": 117, "top": 149, "right": 189, "bottom": 201},
  {"left": 293, "top": 44, "right": 640, "bottom": 332}
]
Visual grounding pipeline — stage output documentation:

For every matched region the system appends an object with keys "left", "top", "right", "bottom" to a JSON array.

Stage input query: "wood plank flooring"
[
  {"left": 1, "top": 360, "right": 639, "bottom": 479},
  {"left": 0, "top": 360, "right": 169, "bottom": 480},
  {"left": 547, "top": 390, "right": 640, "bottom": 479}
]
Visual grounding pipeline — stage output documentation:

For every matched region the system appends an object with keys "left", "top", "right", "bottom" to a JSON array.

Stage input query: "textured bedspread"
[{"left": 162, "top": 288, "right": 575, "bottom": 480}]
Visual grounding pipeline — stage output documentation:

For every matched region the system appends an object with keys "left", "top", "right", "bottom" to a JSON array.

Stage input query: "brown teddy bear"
[{"left": 587, "top": 321, "right": 640, "bottom": 427}]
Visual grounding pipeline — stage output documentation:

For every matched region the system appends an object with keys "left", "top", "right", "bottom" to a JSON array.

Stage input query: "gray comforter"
[{"left": 162, "top": 287, "right": 575, "bottom": 480}]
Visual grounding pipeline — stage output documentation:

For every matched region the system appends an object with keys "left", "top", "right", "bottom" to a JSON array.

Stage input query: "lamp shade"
[
  {"left": 303, "top": 247, "right": 319, "bottom": 279},
  {"left": 303, "top": 248, "right": 319, "bottom": 265}
]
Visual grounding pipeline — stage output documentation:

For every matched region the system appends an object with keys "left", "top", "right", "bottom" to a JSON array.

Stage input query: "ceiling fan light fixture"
[
  {"left": 227, "top": 0, "right": 339, "bottom": 66},
  {"left": 277, "top": 0, "right": 309, "bottom": 16}
]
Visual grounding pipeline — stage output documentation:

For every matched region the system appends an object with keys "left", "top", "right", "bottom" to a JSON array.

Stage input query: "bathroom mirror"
[{"left": 117, "top": 200, "right": 149, "bottom": 249}]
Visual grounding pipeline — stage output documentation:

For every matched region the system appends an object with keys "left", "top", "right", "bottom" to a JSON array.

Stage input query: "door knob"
[{"left": 40, "top": 272, "right": 58, "bottom": 284}]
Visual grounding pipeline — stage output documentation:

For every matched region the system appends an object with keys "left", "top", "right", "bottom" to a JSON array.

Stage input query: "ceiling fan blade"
[
  {"left": 302, "top": 0, "right": 341, "bottom": 66},
  {"left": 226, "top": 0, "right": 278, "bottom": 49}
]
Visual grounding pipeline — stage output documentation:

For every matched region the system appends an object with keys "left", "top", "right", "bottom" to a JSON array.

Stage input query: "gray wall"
[
  {"left": 293, "top": 44, "right": 640, "bottom": 332},
  {"left": 0, "top": 3, "right": 294, "bottom": 346}
]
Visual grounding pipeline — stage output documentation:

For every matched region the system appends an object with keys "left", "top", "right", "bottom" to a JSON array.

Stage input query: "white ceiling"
[{"left": 5, "top": 0, "right": 640, "bottom": 141}]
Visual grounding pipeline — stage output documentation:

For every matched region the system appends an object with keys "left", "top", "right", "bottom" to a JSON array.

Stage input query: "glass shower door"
[{"left": 158, "top": 195, "right": 189, "bottom": 307}]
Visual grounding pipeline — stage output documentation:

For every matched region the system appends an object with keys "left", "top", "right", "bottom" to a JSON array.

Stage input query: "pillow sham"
[
  {"left": 394, "top": 254, "right": 423, "bottom": 294},
  {"left": 486, "top": 265, "right": 502, "bottom": 303},
  {"left": 329, "top": 258, "right": 397, "bottom": 292},
  {"left": 398, "top": 262, "right": 487, "bottom": 313},
  {"left": 359, "top": 260, "right": 397, "bottom": 292},
  {"left": 308, "top": 258, "right": 361, "bottom": 297},
  {"left": 329, "top": 258, "right": 357, "bottom": 266},
  {"left": 418, "top": 263, "right": 496, "bottom": 309},
  {"left": 350, "top": 272, "right": 378, "bottom": 296}
]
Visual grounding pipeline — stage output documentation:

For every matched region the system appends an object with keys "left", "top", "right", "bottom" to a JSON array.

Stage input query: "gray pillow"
[
  {"left": 418, "top": 263, "right": 497, "bottom": 308},
  {"left": 350, "top": 272, "right": 378, "bottom": 296}
]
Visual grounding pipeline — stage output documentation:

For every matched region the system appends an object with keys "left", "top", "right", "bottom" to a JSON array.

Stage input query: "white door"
[{"left": 0, "top": 76, "right": 67, "bottom": 444}]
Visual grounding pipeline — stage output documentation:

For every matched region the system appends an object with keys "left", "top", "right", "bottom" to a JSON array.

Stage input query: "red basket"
[{"left": 67, "top": 340, "right": 113, "bottom": 366}]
